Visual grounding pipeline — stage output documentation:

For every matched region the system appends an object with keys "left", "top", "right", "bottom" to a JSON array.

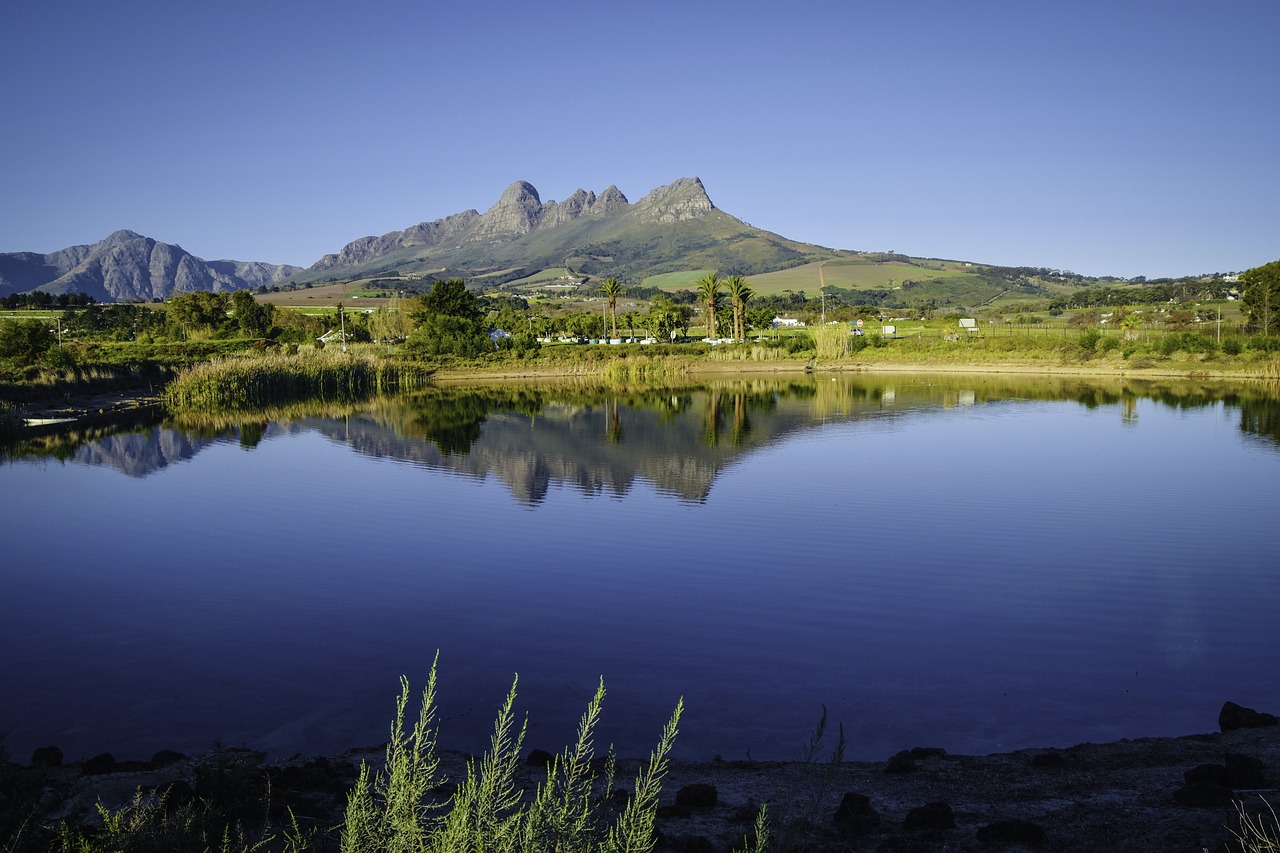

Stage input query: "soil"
[{"left": 5, "top": 722, "right": 1277, "bottom": 852}]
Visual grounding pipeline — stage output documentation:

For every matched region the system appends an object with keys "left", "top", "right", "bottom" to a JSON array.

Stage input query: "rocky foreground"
[{"left": 3, "top": 703, "right": 1277, "bottom": 852}]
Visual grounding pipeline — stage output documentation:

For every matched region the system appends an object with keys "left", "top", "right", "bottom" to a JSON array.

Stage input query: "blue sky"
[{"left": 2, "top": 0, "right": 1276, "bottom": 278}]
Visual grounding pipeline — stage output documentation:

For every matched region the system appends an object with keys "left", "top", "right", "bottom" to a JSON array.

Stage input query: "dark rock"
[
  {"left": 730, "top": 802, "right": 761, "bottom": 823},
  {"left": 877, "top": 834, "right": 936, "bottom": 852},
  {"left": 903, "top": 800, "right": 955, "bottom": 831},
  {"left": 609, "top": 787, "right": 629, "bottom": 807},
  {"left": 833, "top": 791, "right": 882, "bottom": 835},
  {"left": 672, "top": 836, "right": 714, "bottom": 853},
  {"left": 909, "top": 747, "right": 947, "bottom": 759},
  {"left": 1219, "top": 701, "right": 1279, "bottom": 731},
  {"left": 1225, "top": 753, "right": 1270, "bottom": 788},
  {"left": 1173, "top": 779, "right": 1234, "bottom": 808},
  {"left": 976, "top": 818, "right": 1046, "bottom": 846},
  {"left": 885, "top": 750, "right": 916, "bottom": 774},
  {"left": 1030, "top": 750, "right": 1065, "bottom": 768},
  {"left": 1185, "top": 764, "right": 1228, "bottom": 786},
  {"left": 82, "top": 752, "right": 118, "bottom": 775},
  {"left": 526, "top": 748, "right": 555, "bottom": 768},
  {"left": 675, "top": 783, "right": 717, "bottom": 809},
  {"left": 150, "top": 749, "right": 186, "bottom": 767},
  {"left": 30, "top": 746, "right": 63, "bottom": 767},
  {"left": 656, "top": 803, "right": 690, "bottom": 819}
]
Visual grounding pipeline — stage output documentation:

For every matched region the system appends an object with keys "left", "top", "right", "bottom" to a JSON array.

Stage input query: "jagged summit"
[
  {"left": 633, "top": 177, "right": 715, "bottom": 222},
  {"left": 295, "top": 176, "right": 830, "bottom": 284},
  {"left": 311, "top": 177, "right": 717, "bottom": 274}
]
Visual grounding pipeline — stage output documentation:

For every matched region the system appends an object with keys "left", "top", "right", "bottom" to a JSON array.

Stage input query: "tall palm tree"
[
  {"left": 694, "top": 273, "right": 722, "bottom": 339},
  {"left": 599, "top": 278, "right": 624, "bottom": 339},
  {"left": 724, "top": 275, "right": 753, "bottom": 341}
]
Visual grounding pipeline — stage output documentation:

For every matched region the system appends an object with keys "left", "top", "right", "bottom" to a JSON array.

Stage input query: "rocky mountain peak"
[
  {"left": 473, "top": 180, "right": 545, "bottom": 239},
  {"left": 592, "top": 185, "right": 630, "bottom": 215},
  {"left": 541, "top": 188, "right": 598, "bottom": 228},
  {"left": 633, "top": 177, "right": 714, "bottom": 222},
  {"left": 102, "top": 229, "right": 146, "bottom": 246}
]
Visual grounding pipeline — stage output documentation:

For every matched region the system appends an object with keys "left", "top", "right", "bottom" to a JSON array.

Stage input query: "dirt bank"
[{"left": 7, "top": 714, "right": 1277, "bottom": 852}]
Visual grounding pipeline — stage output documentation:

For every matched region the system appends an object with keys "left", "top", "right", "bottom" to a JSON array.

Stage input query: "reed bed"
[{"left": 164, "top": 351, "right": 434, "bottom": 410}]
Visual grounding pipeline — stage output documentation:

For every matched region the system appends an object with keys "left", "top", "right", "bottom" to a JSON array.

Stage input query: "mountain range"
[
  {"left": 0, "top": 230, "right": 301, "bottom": 302},
  {"left": 298, "top": 176, "right": 837, "bottom": 285},
  {"left": 0, "top": 178, "right": 838, "bottom": 302}
]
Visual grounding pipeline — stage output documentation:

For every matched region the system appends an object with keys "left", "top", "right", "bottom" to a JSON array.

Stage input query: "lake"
[{"left": 3, "top": 373, "right": 1279, "bottom": 764}]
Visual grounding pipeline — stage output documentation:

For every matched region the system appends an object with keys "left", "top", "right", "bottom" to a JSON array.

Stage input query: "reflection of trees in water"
[{"left": 1237, "top": 392, "right": 1280, "bottom": 449}]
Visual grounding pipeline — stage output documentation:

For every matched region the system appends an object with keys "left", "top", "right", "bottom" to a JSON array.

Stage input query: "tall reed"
[{"left": 164, "top": 351, "right": 433, "bottom": 410}]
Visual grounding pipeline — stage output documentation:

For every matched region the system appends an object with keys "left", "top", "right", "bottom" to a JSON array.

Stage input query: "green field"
[
  {"left": 506, "top": 268, "right": 576, "bottom": 286},
  {"left": 642, "top": 269, "right": 716, "bottom": 290},
  {"left": 745, "top": 259, "right": 977, "bottom": 297}
]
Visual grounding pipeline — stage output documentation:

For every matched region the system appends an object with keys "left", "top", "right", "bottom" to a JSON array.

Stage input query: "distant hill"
[
  {"left": 0, "top": 230, "right": 301, "bottom": 302},
  {"left": 294, "top": 177, "right": 844, "bottom": 286}
]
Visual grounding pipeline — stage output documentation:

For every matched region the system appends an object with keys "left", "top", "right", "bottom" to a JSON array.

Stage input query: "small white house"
[{"left": 772, "top": 317, "right": 803, "bottom": 328}]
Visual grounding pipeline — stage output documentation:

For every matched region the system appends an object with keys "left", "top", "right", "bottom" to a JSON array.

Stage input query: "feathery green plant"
[{"left": 342, "top": 664, "right": 683, "bottom": 853}]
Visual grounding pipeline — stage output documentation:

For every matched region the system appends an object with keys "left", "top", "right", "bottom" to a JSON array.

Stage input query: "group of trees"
[
  {"left": 693, "top": 273, "right": 754, "bottom": 340},
  {"left": 1241, "top": 260, "right": 1280, "bottom": 336}
]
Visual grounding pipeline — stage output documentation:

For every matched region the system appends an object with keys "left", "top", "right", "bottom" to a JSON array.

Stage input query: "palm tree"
[
  {"left": 599, "top": 278, "right": 624, "bottom": 339},
  {"left": 694, "top": 273, "right": 722, "bottom": 339},
  {"left": 724, "top": 275, "right": 753, "bottom": 341}
]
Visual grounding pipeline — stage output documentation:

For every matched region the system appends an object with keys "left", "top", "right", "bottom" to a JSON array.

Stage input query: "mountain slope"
[
  {"left": 0, "top": 231, "right": 301, "bottom": 302},
  {"left": 296, "top": 177, "right": 840, "bottom": 284}
]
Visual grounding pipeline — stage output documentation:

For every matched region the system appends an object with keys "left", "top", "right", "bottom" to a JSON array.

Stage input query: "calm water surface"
[{"left": 3, "top": 374, "right": 1279, "bottom": 762}]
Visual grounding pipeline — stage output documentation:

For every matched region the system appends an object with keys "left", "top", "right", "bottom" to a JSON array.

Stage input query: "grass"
[
  {"left": 641, "top": 270, "right": 715, "bottom": 290},
  {"left": 1233, "top": 797, "right": 1280, "bottom": 852},
  {"left": 164, "top": 350, "right": 434, "bottom": 410},
  {"left": 342, "top": 658, "right": 690, "bottom": 853}
]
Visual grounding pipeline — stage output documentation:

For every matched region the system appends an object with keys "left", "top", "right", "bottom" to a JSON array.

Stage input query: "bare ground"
[{"left": 7, "top": 723, "right": 1277, "bottom": 852}]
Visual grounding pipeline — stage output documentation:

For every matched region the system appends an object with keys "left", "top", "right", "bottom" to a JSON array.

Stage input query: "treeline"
[
  {"left": 1050, "top": 280, "right": 1237, "bottom": 310},
  {"left": 2, "top": 291, "right": 96, "bottom": 309}
]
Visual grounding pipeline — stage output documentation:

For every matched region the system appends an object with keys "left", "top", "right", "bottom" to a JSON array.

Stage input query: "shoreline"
[{"left": 7, "top": 711, "right": 1277, "bottom": 852}]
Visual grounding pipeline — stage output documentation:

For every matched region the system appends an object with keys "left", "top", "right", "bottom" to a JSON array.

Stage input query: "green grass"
[
  {"left": 642, "top": 270, "right": 716, "bottom": 290},
  {"left": 745, "top": 259, "right": 976, "bottom": 296},
  {"left": 506, "top": 268, "right": 575, "bottom": 285}
]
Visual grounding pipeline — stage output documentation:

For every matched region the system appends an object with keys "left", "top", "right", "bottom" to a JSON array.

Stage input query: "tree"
[
  {"left": 599, "top": 278, "right": 624, "bottom": 339},
  {"left": 1241, "top": 260, "right": 1280, "bottom": 336},
  {"left": 0, "top": 319, "right": 56, "bottom": 363},
  {"left": 693, "top": 273, "right": 722, "bottom": 339},
  {"left": 407, "top": 279, "right": 489, "bottom": 357},
  {"left": 644, "top": 297, "right": 685, "bottom": 341},
  {"left": 725, "top": 275, "right": 753, "bottom": 341},
  {"left": 230, "top": 289, "right": 273, "bottom": 337}
]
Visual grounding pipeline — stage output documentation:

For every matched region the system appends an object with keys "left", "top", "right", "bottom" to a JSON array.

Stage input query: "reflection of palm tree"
[
  {"left": 725, "top": 275, "right": 753, "bottom": 341},
  {"left": 703, "top": 390, "right": 723, "bottom": 445},
  {"left": 731, "top": 393, "right": 750, "bottom": 445},
  {"left": 694, "top": 273, "right": 722, "bottom": 339},
  {"left": 600, "top": 278, "right": 624, "bottom": 339},
  {"left": 607, "top": 398, "right": 623, "bottom": 444}
]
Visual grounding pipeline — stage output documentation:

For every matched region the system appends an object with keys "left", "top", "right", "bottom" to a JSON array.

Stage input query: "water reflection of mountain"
[
  {"left": 11, "top": 375, "right": 1280, "bottom": 486},
  {"left": 291, "top": 383, "right": 884, "bottom": 503},
  {"left": 72, "top": 428, "right": 215, "bottom": 478}
]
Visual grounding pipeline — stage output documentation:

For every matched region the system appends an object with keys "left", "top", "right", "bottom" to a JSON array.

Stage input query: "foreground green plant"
[{"left": 342, "top": 659, "right": 683, "bottom": 853}]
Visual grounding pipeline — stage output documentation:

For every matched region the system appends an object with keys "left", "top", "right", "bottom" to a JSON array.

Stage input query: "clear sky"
[{"left": 2, "top": 0, "right": 1276, "bottom": 279}]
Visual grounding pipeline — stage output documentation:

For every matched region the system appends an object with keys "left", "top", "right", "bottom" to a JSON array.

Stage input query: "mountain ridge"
[
  {"left": 0, "top": 231, "right": 301, "bottom": 302},
  {"left": 299, "top": 176, "right": 831, "bottom": 284}
]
